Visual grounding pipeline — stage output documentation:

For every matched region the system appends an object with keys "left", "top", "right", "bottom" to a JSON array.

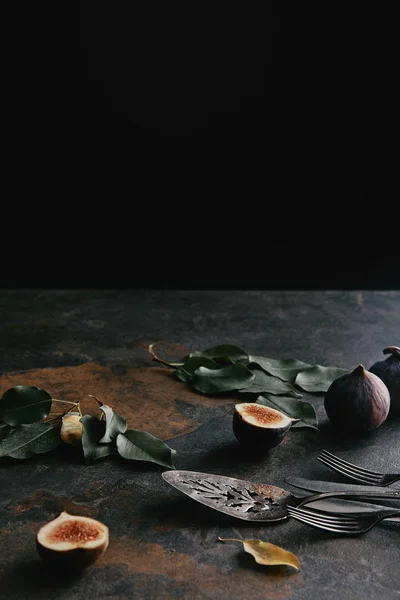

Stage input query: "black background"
[{"left": 2, "top": 2, "right": 397, "bottom": 290}]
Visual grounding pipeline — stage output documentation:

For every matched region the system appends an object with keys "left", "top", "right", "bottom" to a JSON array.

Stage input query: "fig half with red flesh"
[
  {"left": 233, "top": 403, "right": 296, "bottom": 450},
  {"left": 36, "top": 511, "right": 109, "bottom": 571}
]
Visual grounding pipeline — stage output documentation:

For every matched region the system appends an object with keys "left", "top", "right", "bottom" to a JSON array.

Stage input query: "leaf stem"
[
  {"left": 148, "top": 343, "right": 184, "bottom": 368},
  {"left": 52, "top": 399, "right": 79, "bottom": 406},
  {"left": 88, "top": 394, "right": 103, "bottom": 406},
  {"left": 218, "top": 538, "right": 242, "bottom": 543},
  {"left": 43, "top": 415, "right": 63, "bottom": 423}
]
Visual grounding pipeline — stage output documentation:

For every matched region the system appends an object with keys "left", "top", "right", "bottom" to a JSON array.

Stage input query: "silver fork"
[
  {"left": 317, "top": 449, "right": 400, "bottom": 486},
  {"left": 287, "top": 505, "right": 400, "bottom": 535}
]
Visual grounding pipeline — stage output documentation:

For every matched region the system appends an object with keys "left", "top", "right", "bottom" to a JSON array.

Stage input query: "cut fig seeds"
[
  {"left": 36, "top": 511, "right": 109, "bottom": 571},
  {"left": 233, "top": 403, "right": 297, "bottom": 450}
]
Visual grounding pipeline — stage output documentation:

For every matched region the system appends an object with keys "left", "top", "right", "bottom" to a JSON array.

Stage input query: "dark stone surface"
[{"left": 0, "top": 290, "right": 399, "bottom": 600}]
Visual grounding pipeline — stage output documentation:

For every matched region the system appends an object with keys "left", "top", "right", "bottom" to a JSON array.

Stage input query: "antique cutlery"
[
  {"left": 317, "top": 449, "right": 400, "bottom": 486},
  {"left": 287, "top": 504, "right": 400, "bottom": 534},
  {"left": 162, "top": 470, "right": 400, "bottom": 522}
]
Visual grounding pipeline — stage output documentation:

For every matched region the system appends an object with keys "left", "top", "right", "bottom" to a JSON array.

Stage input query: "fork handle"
[
  {"left": 297, "top": 489, "right": 400, "bottom": 507},
  {"left": 375, "top": 509, "right": 400, "bottom": 518}
]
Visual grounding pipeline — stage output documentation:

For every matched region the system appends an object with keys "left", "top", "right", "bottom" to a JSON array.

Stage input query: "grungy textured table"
[{"left": 0, "top": 289, "right": 399, "bottom": 600}]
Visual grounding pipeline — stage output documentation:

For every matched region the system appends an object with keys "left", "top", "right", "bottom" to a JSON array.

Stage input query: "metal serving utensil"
[{"left": 162, "top": 470, "right": 400, "bottom": 522}]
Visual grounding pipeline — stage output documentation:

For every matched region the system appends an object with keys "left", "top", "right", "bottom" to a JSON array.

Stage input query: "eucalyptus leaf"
[
  {"left": 98, "top": 406, "right": 127, "bottom": 443},
  {"left": 257, "top": 395, "right": 319, "bottom": 430},
  {"left": 239, "top": 368, "right": 303, "bottom": 398},
  {"left": 174, "top": 367, "right": 193, "bottom": 384},
  {"left": 190, "top": 344, "right": 249, "bottom": 365},
  {"left": 295, "top": 365, "right": 350, "bottom": 392},
  {"left": 0, "top": 386, "right": 52, "bottom": 426},
  {"left": 80, "top": 415, "right": 115, "bottom": 461},
  {"left": 116, "top": 429, "right": 176, "bottom": 468},
  {"left": 0, "top": 422, "right": 61, "bottom": 459},
  {"left": 182, "top": 356, "right": 221, "bottom": 375},
  {"left": 192, "top": 364, "right": 255, "bottom": 394},
  {"left": 0, "top": 422, "right": 12, "bottom": 441},
  {"left": 174, "top": 356, "right": 220, "bottom": 384},
  {"left": 248, "top": 356, "right": 312, "bottom": 381}
]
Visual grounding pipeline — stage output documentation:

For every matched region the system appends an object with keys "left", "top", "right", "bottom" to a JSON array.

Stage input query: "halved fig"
[
  {"left": 36, "top": 511, "right": 109, "bottom": 571},
  {"left": 233, "top": 403, "right": 296, "bottom": 450}
]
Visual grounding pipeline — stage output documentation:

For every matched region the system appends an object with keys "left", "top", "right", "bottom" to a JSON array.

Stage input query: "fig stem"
[
  {"left": 148, "top": 343, "right": 184, "bottom": 368},
  {"left": 383, "top": 346, "right": 400, "bottom": 357}
]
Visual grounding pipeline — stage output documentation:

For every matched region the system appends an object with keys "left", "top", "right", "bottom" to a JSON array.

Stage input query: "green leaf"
[
  {"left": 0, "top": 386, "right": 52, "bottom": 427},
  {"left": 80, "top": 415, "right": 115, "bottom": 461},
  {"left": 257, "top": 395, "right": 319, "bottom": 430},
  {"left": 191, "top": 364, "right": 255, "bottom": 394},
  {"left": 174, "top": 356, "right": 221, "bottom": 384},
  {"left": 0, "top": 423, "right": 61, "bottom": 459},
  {"left": 295, "top": 365, "right": 350, "bottom": 392},
  {"left": 183, "top": 356, "right": 221, "bottom": 375},
  {"left": 239, "top": 368, "right": 303, "bottom": 398},
  {"left": 174, "top": 367, "right": 193, "bottom": 383},
  {"left": 0, "top": 422, "right": 12, "bottom": 441},
  {"left": 116, "top": 429, "right": 176, "bottom": 468},
  {"left": 98, "top": 406, "right": 127, "bottom": 443},
  {"left": 190, "top": 344, "right": 249, "bottom": 365},
  {"left": 248, "top": 356, "right": 312, "bottom": 381}
]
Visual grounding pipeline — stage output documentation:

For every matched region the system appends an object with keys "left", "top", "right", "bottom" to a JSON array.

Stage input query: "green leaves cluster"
[
  {"left": 81, "top": 404, "right": 176, "bottom": 468},
  {"left": 151, "top": 343, "right": 350, "bottom": 430},
  {"left": 0, "top": 386, "right": 176, "bottom": 468},
  {"left": 0, "top": 386, "right": 61, "bottom": 459}
]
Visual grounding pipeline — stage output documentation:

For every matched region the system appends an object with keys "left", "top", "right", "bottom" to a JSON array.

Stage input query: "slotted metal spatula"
[{"left": 162, "top": 470, "right": 400, "bottom": 522}]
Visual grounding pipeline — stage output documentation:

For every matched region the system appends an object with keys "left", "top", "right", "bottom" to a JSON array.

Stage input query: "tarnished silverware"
[
  {"left": 317, "top": 449, "right": 400, "bottom": 486},
  {"left": 287, "top": 504, "right": 400, "bottom": 534},
  {"left": 162, "top": 470, "right": 400, "bottom": 522}
]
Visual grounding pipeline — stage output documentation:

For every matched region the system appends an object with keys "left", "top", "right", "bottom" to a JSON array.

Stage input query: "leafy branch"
[
  {"left": 149, "top": 342, "right": 350, "bottom": 430},
  {"left": 0, "top": 386, "right": 176, "bottom": 468}
]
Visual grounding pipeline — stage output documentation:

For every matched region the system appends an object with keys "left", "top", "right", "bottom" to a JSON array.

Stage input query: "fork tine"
[
  {"left": 287, "top": 506, "right": 360, "bottom": 525},
  {"left": 317, "top": 455, "right": 381, "bottom": 484},
  {"left": 287, "top": 509, "right": 360, "bottom": 533},
  {"left": 287, "top": 505, "right": 400, "bottom": 534},
  {"left": 318, "top": 450, "right": 382, "bottom": 477},
  {"left": 318, "top": 452, "right": 400, "bottom": 486}
]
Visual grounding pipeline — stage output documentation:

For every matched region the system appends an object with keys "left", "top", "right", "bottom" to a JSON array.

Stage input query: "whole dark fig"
[
  {"left": 369, "top": 346, "right": 400, "bottom": 416},
  {"left": 324, "top": 364, "right": 390, "bottom": 434}
]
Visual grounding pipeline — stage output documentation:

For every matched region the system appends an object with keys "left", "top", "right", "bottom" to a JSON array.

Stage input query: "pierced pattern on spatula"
[{"left": 178, "top": 475, "right": 281, "bottom": 515}]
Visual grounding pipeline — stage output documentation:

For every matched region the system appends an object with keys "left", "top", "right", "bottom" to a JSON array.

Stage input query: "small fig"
[
  {"left": 36, "top": 511, "right": 109, "bottom": 571},
  {"left": 233, "top": 403, "right": 296, "bottom": 451},
  {"left": 369, "top": 346, "right": 400, "bottom": 416},
  {"left": 324, "top": 364, "right": 390, "bottom": 434},
  {"left": 60, "top": 412, "right": 83, "bottom": 447}
]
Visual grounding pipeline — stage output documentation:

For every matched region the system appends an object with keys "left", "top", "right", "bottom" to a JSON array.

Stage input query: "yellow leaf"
[{"left": 218, "top": 537, "right": 300, "bottom": 571}]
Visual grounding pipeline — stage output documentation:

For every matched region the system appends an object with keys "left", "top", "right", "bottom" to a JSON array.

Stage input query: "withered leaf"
[{"left": 218, "top": 537, "right": 300, "bottom": 571}]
